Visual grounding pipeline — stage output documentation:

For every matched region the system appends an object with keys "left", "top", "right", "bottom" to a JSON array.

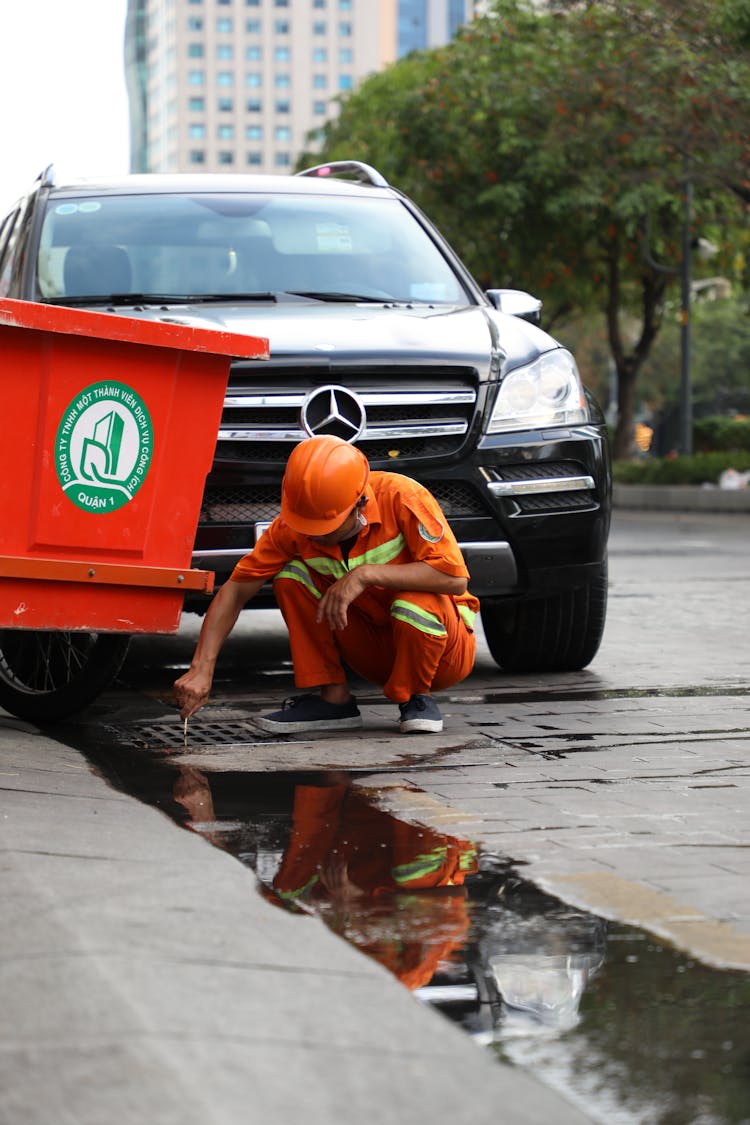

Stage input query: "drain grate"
[{"left": 110, "top": 718, "right": 271, "bottom": 750}]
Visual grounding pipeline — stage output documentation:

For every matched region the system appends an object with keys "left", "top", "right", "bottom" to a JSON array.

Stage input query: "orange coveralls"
[{"left": 230, "top": 471, "right": 479, "bottom": 702}]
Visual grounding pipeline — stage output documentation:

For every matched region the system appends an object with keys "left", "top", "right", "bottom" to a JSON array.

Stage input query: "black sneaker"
[
  {"left": 254, "top": 693, "right": 362, "bottom": 734},
  {"left": 398, "top": 694, "right": 443, "bottom": 733}
]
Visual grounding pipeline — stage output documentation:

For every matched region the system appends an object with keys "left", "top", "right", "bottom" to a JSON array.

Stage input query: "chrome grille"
[{"left": 217, "top": 364, "right": 478, "bottom": 466}]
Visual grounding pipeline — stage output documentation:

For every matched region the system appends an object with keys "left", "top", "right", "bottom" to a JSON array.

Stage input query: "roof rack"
[
  {"left": 36, "top": 164, "right": 57, "bottom": 188},
  {"left": 296, "top": 160, "right": 389, "bottom": 188}
]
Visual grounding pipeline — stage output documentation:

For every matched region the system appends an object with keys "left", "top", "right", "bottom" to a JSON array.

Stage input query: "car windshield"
[{"left": 36, "top": 191, "right": 471, "bottom": 305}]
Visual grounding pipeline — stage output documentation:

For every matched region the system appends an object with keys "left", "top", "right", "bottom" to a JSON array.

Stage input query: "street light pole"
[{"left": 679, "top": 171, "right": 693, "bottom": 456}]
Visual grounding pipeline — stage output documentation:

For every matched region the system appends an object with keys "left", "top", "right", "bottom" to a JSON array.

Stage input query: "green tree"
[{"left": 303, "top": 0, "right": 750, "bottom": 458}]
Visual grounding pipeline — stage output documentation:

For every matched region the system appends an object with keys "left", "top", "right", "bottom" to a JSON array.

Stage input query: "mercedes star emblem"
[{"left": 300, "top": 385, "right": 367, "bottom": 444}]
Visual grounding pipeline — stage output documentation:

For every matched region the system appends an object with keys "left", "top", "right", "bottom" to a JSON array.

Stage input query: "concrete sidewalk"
[
  {"left": 0, "top": 713, "right": 593, "bottom": 1125},
  {"left": 614, "top": 482, "right": 750, "bottom": 511}
]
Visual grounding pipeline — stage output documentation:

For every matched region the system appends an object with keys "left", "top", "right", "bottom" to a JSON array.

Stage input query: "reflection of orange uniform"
[
  {"left": 231, "top": 472, "right": 479, "bottom": 703},
  {"left": 272, "top": 784, "right": 478, "bottom": 989}
]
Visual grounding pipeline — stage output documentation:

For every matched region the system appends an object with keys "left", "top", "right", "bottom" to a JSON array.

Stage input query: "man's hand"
[
  {"left": 174, "top": 663, "right": 214, "bottom": 720},
  {"left": 317, "top": 568, "right": 368, "bottom": 630}
]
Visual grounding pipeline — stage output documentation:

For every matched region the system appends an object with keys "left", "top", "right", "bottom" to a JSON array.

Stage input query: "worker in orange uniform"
[{"left": 174, "top": 434, "right": 479, "bottom": 734}]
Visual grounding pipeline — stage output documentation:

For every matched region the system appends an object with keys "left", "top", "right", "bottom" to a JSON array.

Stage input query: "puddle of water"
[{"left": 80, "top": 747, "right": 750, "bottom": 1124}]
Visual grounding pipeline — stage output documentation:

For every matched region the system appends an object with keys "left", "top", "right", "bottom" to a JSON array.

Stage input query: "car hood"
[{"left": 103, "top": 300, "right": 555, "bottom": 376}]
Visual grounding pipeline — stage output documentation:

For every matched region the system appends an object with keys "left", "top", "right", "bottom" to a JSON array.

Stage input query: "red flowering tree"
[{"left": 304, "top": 0, "right": 750, "bottom": 457}]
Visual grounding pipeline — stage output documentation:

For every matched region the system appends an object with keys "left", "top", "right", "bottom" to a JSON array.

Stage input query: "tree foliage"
[{"left": 302, "top": 0, "right": 750, "bottom": 457}]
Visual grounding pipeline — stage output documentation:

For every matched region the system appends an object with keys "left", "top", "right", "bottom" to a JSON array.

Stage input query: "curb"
[{"left": 613, "top": 483, "right": 750, "bottom": 512}]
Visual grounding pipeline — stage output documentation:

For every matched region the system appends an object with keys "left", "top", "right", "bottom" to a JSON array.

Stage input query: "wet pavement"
[{"left": 2, "top": 509, "right": 750, "bottom": 1123}]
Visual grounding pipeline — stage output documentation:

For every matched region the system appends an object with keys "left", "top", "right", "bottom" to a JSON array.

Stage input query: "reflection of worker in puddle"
[
  {"left": 172, "top": 766, "right": 215, "bottom": 824},
  {"left": 268, "top": 778, "right": 478, "bottom": 990}
]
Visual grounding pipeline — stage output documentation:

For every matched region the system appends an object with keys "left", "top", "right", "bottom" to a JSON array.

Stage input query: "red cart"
[{"left": 0, "top": 298, "right": 267, "bottom": 721}]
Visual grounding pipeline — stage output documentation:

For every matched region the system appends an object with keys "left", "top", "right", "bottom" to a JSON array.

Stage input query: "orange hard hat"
[{"left": 281, "top": 435, "right": 370, "bottom": 535}]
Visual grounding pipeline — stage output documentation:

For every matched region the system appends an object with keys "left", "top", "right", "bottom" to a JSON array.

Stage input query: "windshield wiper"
[
  {"left": 44, "top": 292, "right": 278, "bottom": 306},
  {"left": 286, "top": 290, "right": 391, "bottom": 304}
]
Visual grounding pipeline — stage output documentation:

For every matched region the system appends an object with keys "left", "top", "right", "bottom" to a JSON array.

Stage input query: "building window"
[
  {"left": 246, "top": 0, "right": 260, "bottom": 6},
  {"left": 312, "top": 47, "right": 327, "bottom": 62},
  {"left": 217, "top": 17, "right": 232, "bottom": 31},
  {"left": 246, "top": 45, "right": 262, "bottom": 60},
  {"left": 274, "top": 125, "right": 292, "bottom": 141},
  {"left": 313, "top": 0, "right": 326, "bottom": 7},
  {"left": 338, "top": 74, "right": 352, "bottom": 90},
  {"left": 246, "top": 72, "right": 262, "bottom": 87},
  {"left": 339, "top": 0, "right": 352, "bottom": 8},
  {"left": 217, "top": 0, "right": 231, "bottom": 5},
  {"left": 218, "top": 151, "right": 235, "bottom": 164},
  {"left": 189, "top": 124, "right": 206, "bottom": 138},
  {"left": 275, "top": 99, "right": 290, "bottom": 113},
  {"left": 187, "top": 17, "right": 203, "bottom": 30},
  {"left": 246, "top": 125, "right": 263, "bottom": 139},
  {"left": 188, "top": 70, "right": 205, "bottom": 85},
  {"left": 189, "top": 150, "right": 206, "bottom": 164},
  {"left": 313, "top": 74, "right": 327, "bottom": 89},
  {"left": 246, "top": 19, "right": 261, "bottom": 32},
  {"left": 188, "top": 43, "right": 204, "bottom": 57},
  {"left": 274, "top": 20, "right": 290, "bottom": 34},
  {"left": 246, "top": 97, "right": 262, "bottom": 111},
  {"left": 247, "top": 152, "right": 262, "bottom": 166},
  {"left": 218, "top": 96, "right": 234, "bottom": 111},
  {"left": 217, "top": 71, "right": 234, "bottom": 86},
  {"left": 274, "top": 0, "right": 289, "bottom": 6},
  {"left": 339, "top": 21, "right": 352, "bottom": 36},
  {"left": 313, "top": 21, "right": 326, "bottom": 34},
  {"left": 275, "top": 152, "right": 291, "bottom": 167},
  {"left": 274, "top": 73, "right": 291, "bottom": 88},
  {"left": 313, "top": 99, "right": 327, "bottom": 114},
  {"left": 217, "top": 44, "right": 233, "bottom": 59},
  {"left": 275, "top": 46, "right": 291, "bottom": 61},
  {"left": 189, "top": 96, "right": 205, "bottom": 110},
  {"left": 218, "top": 124, "right": 235, "bottom": 139},
  {"left": 338, "top": 47, "right": 352, "bottom": 63}
]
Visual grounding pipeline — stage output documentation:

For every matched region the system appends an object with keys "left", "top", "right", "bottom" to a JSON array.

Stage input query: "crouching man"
[{"left": 174, "top": 434, "right": 479, "bottom": 734}]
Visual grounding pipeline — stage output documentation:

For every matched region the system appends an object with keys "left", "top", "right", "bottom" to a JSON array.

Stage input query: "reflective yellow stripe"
[
  {"left": 307, "top": 556, "right": 348, "bottom": 579},
  {"left": 392, "top": 846, "right": 448, "bottom": 885},
  {"left": 348, "top": 533, "right": 406, "bottom": 568},
  {"left": 275, "top": 560, "right": 321, "bottom": 599},
  {"left": 277, "top": 874, "right": 319, "bottom": 899},
  {"left": 459, "top": 847, "right": 478, "bottom": 872},
  {"left": 457, "top": 603, "right": 477, "bottom": 629},
  {"left": 391, "top": 598, "right": 447, "bottom": 638}
]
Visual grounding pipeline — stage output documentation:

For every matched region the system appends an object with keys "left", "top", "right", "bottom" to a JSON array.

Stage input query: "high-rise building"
[{"left": 125, "top": 0, "right": 477, "bottom": 175}]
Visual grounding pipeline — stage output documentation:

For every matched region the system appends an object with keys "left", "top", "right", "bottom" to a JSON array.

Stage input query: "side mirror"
[{"left": 486, "top": 288, "right": 542, "bottom": 327}]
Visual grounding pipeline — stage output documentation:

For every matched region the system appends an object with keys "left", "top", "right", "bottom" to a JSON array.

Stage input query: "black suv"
[{"left": 0, "top": 161, "right": 610, "bottom": 705}]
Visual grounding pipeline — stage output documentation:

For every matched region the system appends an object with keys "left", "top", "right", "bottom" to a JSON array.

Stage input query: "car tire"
[
  {"left": 480, "top": 560, "right": 608, "bottom": 673},
  {"left": 0, "top": 630, "right": 131, "bottom": 723}
]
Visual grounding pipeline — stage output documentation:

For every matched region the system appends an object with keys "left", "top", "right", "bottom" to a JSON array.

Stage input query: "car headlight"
[{"left": 487, "top": 350, "right": 588, "bottom": 434}]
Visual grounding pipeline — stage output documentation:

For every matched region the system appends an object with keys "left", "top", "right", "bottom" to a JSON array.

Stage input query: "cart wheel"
[{"left": 0, "top": 630, "right": 131, "bottom": 723}]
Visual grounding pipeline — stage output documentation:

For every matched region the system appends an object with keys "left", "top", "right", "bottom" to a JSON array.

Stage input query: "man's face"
[{"left": 310, "top": 506, "right": 362, "bottom": 548}]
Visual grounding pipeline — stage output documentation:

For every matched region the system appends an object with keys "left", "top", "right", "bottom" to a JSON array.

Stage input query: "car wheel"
[
  {"left": 0, "top": 630, "right": 131, "bottom": 722},
  {"left": 480, "top": 560, "right": 608, "bottom": 673}
]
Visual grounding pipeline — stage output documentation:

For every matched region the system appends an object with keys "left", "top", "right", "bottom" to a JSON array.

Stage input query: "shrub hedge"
[{"left": 613, "top": 450, "right": 750, "bottom": 484}]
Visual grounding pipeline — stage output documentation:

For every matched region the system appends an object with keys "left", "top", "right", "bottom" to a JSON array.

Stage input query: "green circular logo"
[{"left": 54, "top": 381, "right": 153, "bottom": 512}]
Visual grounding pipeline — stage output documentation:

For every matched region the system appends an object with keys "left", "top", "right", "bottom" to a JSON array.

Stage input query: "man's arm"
[
  {"left": 174, "top": 575, "right": 265, "bottom": 718},
  {"left": 318, "top": 560, "right": 467, "bottom": 631}
]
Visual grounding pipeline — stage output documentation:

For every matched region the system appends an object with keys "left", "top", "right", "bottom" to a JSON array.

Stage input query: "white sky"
[{"left": 0, "top": 0, "right": 130, "bottom": 215}]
